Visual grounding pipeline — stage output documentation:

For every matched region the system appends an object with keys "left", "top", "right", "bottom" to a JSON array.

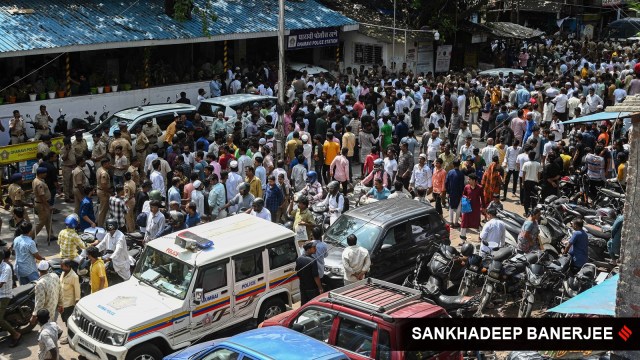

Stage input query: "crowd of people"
[{"left": 1, "top": 36, "right": 638, "bottom": 352}]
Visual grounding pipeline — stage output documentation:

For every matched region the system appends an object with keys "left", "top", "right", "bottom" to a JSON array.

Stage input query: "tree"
[{"left": 408, "top": 0, "right": 489, "bottom": 40}]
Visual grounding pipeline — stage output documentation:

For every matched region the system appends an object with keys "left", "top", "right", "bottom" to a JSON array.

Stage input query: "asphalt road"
[{"left": 0, "top": 126, "right": 528, "bottom": 359}]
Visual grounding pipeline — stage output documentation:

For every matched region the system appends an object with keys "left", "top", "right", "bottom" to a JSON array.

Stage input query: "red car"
[{"left": 261, "top": 278, "right": 462, "bottom": 360}]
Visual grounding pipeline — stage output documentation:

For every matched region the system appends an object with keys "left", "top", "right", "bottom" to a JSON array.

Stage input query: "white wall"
[
  {"left": 0, "top": 81, "right": 210, "bottom": 146},
  {"left": 341, "top": 31, "right": 418, "bottom": 73}
]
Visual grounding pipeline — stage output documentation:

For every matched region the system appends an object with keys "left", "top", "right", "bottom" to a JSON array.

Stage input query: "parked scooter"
[{"left": 3, "top": 283, "right": 36, "bottom": 334}]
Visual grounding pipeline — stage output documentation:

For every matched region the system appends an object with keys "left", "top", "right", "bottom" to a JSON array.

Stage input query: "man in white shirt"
[
  {"left": 229, "top": 75, "right": 242, "bottom": 94},
  {"left": 515, "top": 144, "right": 532, "bottom": 205},
  {"left": 480, "top": 208, "right": 506, "bottom": 255},
  {"left": 419, "top": 92, "right": 430, "bottom": 128},
  {"left": 459, "top": 135, "right": 475, "bottom": 161},
  {"left": 456, "top": 88, "right": 466, "bottom": 120},
  {"left": 502, "top": 139, "right": 522, "bottom": 199},
  {"left": 586, "top": 88, "right": 603, "bottom": 113},
  {"left": 422, "top": 130, "right": 442, "bottom": 168},
  {"left": 427, "top": 107, "right": 444, "bottom": 130},
  {"left": 341, "top": 234, "right": 371, "bottom": 284},
  {"left": 521, "top": 151, "right": 542, "bottom": 216},
  {"left": 248, "top": 198, "right": 271, "bottom": 221},
  {"left": 149, "top": 160, "right": 165, "bottom": 195},
  {"left": 317, "top": 181, "right": 344, "bottom": 225},
  {"left": 409, "top": 154, "right": 433, "bottom": 193},
  {"left": 567, "top": 93, "right": 580, "bottom": 120},
  {"left": 481, "top": 138, "right": 499, "bottom": 166},
  {"left": 552, "top": 89, "right": 569, "bottom": 121},
  {"left": 94, "top": 219, "right": 131, "bottom": 283}
]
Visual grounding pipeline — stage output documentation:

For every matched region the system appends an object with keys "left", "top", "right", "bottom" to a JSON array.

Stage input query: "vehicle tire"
[
  {"left": 518, "top": 291, "right": 534, "bottom": 318},
  {"left": 257, "top": 297, "right": 286, "bottom": 324},
  {"left": 458, "top": 276, "right": 470, "bottom": 296},
  {"left": 126, "top": 343, "right": 163, "bottom": 360},
  {"left": 476, "top": 283, "right": 493, "bottom": 315}
]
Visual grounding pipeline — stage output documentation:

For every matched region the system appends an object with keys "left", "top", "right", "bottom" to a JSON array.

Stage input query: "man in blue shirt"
[
  {"left": 608, "top": 213, "right": 623, "bottom": 264},
  {"left": 13, "top": 222, "right": 46, "bottom": 285},
  {"left": 563, "top": 218, "right": 589, "bottom": 269},
  {"left": 168, "top": 177, "right": 182, "bottom": 205},
  {"left": 79, "top": 185, "right": 97, "bottom": 231},
  {"left": 185, "top": 203, "right": 201, "bottom": 228},
  {"left": 367, "top": 178, "right": 391, "bottom": 200}
]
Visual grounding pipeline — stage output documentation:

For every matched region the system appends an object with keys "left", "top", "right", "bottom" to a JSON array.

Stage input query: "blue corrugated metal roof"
[{"left": 0, "top": 0, "right": 357, "bottom": 54}]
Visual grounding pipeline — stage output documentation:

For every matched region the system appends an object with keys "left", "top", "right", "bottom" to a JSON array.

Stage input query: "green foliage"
[
  {"left": 197, "top": 0, "right": 218, "bottom": 37},
  {"left": 409, "top": 0, "right": 488, "bottom": 41},
  {"left": 173, "top": 0, "right": 193, "bottom": 22},
  {"left": 173, "top": 0, "right": 218, "bottom": 37}
]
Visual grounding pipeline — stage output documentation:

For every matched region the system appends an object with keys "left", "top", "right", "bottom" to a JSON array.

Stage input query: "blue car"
[{"left": 164, "top": 326, "right": 349, "bottom": 360}]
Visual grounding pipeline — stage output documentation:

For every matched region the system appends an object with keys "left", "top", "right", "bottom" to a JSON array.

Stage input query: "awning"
[
  {"left": 547, "top": 274, "right": 618, "bottom": 316},
  {"left": 559, "top": 111, "right": 632, "bottom": 125},
  {"left": 471, "top": 22, "right": 544, "bottom": 40}
]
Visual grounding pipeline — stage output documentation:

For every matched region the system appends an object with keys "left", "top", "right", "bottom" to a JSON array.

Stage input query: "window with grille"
[{"left": 354, "top": 43, "right": 383, "bottom": 65}]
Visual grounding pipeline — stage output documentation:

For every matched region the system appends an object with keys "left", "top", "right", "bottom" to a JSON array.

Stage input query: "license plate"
[{"left": 78, "top": 336, "right": 96, "bottom": 352}]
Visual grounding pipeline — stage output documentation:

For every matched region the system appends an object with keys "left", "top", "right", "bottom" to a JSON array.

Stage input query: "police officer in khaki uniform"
[
  {"left": 96, "top": 158, "right": 112, "bottom": 227},
  {"left": 33, "top": 167, "right": 52, "bottom": 242},
  {"left": 109, "top": 130, "right": 132, "bottom": 160},
  {"left": 128, "top": 157, "right": 141, "bottom": 187},
  {"left": 91, "top": 132, "right": 108, "bottom": 165},
  {"left": 34, "top": 105, "right": 53, "bottom": 140},
  {"left": 118, "top": 121, "right": 132, "bottom": 144},
  {"left": 60, "top": 138, "right": 76, "bottom": 202},
  {"left": 9, "top": 110, "right": 26, "bottom": 144},
  {"left": 73, "top": 131, "right": 88, "bottom": 159},
  {"left": 133, "top": 126, "right": 149, "bottom": 159},
  {"left": 72, "top": 157, "right": 88, "bottom": 214},
  {"left": 8, "top": 173, "right": 30, "bottom": 222},
  {"left": 123, "top": 172, "right": 137, "bottom": 233},
  {"left": 142, "top": 118, "right": 162, "bottom": 150}
]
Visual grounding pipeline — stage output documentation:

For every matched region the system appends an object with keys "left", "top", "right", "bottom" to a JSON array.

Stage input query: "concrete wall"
[
  {"left": 0, "top": 81, "right": 210, "bottom": 146},
  {"left": 341, "top": 31, "right": 418, "bottom": 73}
]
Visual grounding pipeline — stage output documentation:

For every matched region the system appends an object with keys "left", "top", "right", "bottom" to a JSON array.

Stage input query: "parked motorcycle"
[
  {"left": 3, "top": 283, "right": 36, "bottom": 334},
  {"left": 475, "top": 250, "right": 540, "bottom": 316},
  {"left": 458, "top": 245, "right": 515, "bottom": 296},
  {"left": 559, "top": 262, "right": 598, "bottom": 302},
  {"left": 404, "top": 245, "right": 479, "bottom": 317},
  {"left": 518, "top": 253, "right": 572, "bottom": 318},
  {"left": 52, "top": 109, "right": 68, "bottom": 135}
]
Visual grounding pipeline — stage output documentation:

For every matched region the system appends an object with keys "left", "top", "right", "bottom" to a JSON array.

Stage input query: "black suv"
[{"left": 321, "top": 199, "right": 451, "bottom": 289}]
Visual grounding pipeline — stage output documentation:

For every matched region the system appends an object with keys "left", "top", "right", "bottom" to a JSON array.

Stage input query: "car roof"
[
  {"left": 114, "top": 103, "right": 196, "bottom": 120},
  {"left": 201, "top": 94, "right": 276, "bottom": 107},
  {"left": 223, "top": 326, "right": 346, "bottom": 359},
  {"left": 312, "top": 279, "right": 446, "bottom": 321},
  {"left": 345, "top": 199, "right": 437, "bottom": 227},
  {"left": 147, "top": 214, "right": 294, "bottom": 266}
]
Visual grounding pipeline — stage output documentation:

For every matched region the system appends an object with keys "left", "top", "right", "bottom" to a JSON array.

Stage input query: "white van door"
[
  {"left": 232, "top": 249, "right": 267, "bottom": 320},
  {"left": 266, "top": 238, "right": 299, "bottom": 296},
  {"left": 186, "top": 259, "right": 233, "bottom": 339}
]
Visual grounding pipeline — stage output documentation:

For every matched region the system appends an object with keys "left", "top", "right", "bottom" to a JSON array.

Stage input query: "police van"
[{"left": 67, "top": 214, "right": 300, "bottom": 360}]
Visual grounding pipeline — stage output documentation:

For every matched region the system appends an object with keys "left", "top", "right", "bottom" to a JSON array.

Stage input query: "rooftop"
[
  {"left": 346, "top": 198, "right": 436, "bottom": 227},
  {"left": 0, "top": 0, "right": 358, "bottom": 57}
]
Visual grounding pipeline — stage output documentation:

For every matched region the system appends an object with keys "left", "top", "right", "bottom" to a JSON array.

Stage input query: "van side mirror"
[
  {"left": 194, "top": 288, "right": 203, "bottom": 304},
  {"left": 381, "top": 244, "right": 392, "bottom": 251},
  {"left": 291, "top": 323, "right": 304, "bottom": 333}
]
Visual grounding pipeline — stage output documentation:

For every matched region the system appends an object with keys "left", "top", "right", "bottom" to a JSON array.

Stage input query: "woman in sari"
[
  {"left": 460, "top": 173, "right": 485, "bottom": 244},
  {"left": 482, "top": 155, "right": 504, "bottom": 205}
]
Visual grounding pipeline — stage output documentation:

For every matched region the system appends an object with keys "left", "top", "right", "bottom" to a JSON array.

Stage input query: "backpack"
[
  {"left": 337, "top": 192, "right": 350, "bottom": 212},
  {"left": 86, "top": 162, "right": 97, "bottom": 186}
]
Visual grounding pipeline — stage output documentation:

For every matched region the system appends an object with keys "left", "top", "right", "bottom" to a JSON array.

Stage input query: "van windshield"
[
  {"left": 133, "top": 247, "right": 195, "bottom": 300},
  {"left": 324, "top": 215, "right": 382, "bottom": 252}
]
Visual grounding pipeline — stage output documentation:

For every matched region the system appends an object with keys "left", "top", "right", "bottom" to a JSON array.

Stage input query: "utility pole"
[
  {"left": 276, "top": 0, "right": 286, "bottom": 161},
  {"left": 392, "top": 0, "right": 396, "bottom": 70},
  {"left": 610, "top": 96, "right": 640, "bottom": 360}
]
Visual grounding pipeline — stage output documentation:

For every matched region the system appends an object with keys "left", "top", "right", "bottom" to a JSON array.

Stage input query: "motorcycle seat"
[
  {"left": 500, "top": 210, "right": 526, "bottom": 225},
  {"left": 573, "top": 205, "right": 597, "bottom": 216},
  {"left": 492, "top": 247, "right": 515, "bottom": 262},
  {"left": 599, "top": 188, "right": 625, "bottom": 199},
  {"left": 547, "top": 256, "right": 571, "bottom": 273},
  {"left": 128, "top": 248, "right": 141, "bottom": 258},
  {"left": 127, "top": 231, "right": 144, "bottom": 240},
  {"left": 436, "top": 294, "right": 470, "bottom": 309},
  {"left": 11, "top": 283, "right": 35, "bottom": 300},
  {"left": 584, "top": 225, "right": 611, "bottom": 239}
]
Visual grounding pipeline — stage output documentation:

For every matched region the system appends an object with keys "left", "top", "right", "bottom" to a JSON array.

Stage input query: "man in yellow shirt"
[
  {"left": 285, "top": 131, "right": 303, "bottom": 164},
  {"left": 87, "top": 246, "right": 108, "bottom": 293},
  {"left": 59, "top": 259, "right": 80, "bottom": 344},
  {"left": 342, "top": 125, "right": 356, "bottom": 181},
  {"left": 323, "top": 132, "right": 340, "bottom": 184},
  {"left": 245, "top": 166, "right": 263, "bottom": 199},
  {"left": 164, "top": 115, "right": 182, "bottom": 144}
]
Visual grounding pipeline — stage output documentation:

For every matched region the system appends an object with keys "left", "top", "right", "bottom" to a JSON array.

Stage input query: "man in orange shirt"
[
  {"left": 323, "top": 132, "right": 340, "bottom": 185},
  {"left": 597, "top": 124, "right": 609, "bottom": 146},
  {"left": 432, "top": 158, "right": 447, "bottom": 215},
  {"left": 164, "top": 115, "right": 182, "bottom": 145}
]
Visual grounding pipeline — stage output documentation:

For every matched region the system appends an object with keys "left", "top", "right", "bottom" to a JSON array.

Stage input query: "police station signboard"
[{"left": 287, "top": 27, "right": 340, "bottom": 50}]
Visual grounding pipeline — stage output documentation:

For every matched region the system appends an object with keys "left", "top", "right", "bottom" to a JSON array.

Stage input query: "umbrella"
[{"left": 547, "top": 274, "right": 618, "bottom": 316}]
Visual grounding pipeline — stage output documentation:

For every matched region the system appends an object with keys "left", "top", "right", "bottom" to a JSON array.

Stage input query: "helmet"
[
  {"left": 327, "top": 181, "right": 340, "bottom": 191},
  {"left": 252, "top": 198, "right": 265, "bottom": 208},
  {"left": 306, "top": 171, "right": 317, "bottom": 183},
  {"left": 149, "top": 190, "right": 162, "bottom": 201},
  {"left": 461, "top": 243, "right": 474, "bottom": 257},
  {"left": 596, "top": 207, "right": 616, "bottom": 222},
  {"left": 169, "top": 210, "right": 185, "bottom": 225},
  {"left": 105, "top": 218, "right": 118, "bottom": 231},
  {"left": 373, "top": 159, "right": 384, "bottom": 168},
  {"left": 64, "top": 214, "right": 79, "bottom": 228}
]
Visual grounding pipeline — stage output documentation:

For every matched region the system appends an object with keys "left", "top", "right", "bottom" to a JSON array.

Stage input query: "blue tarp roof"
[
  {"left": 559, "top": 111, "right": 632, "bottom": 125},
  {"left": 547, "top": 274, "right": 618, "bottom": 316},
  {"left": 0, "top": 0, "right": 357, "bottom": 56}
]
